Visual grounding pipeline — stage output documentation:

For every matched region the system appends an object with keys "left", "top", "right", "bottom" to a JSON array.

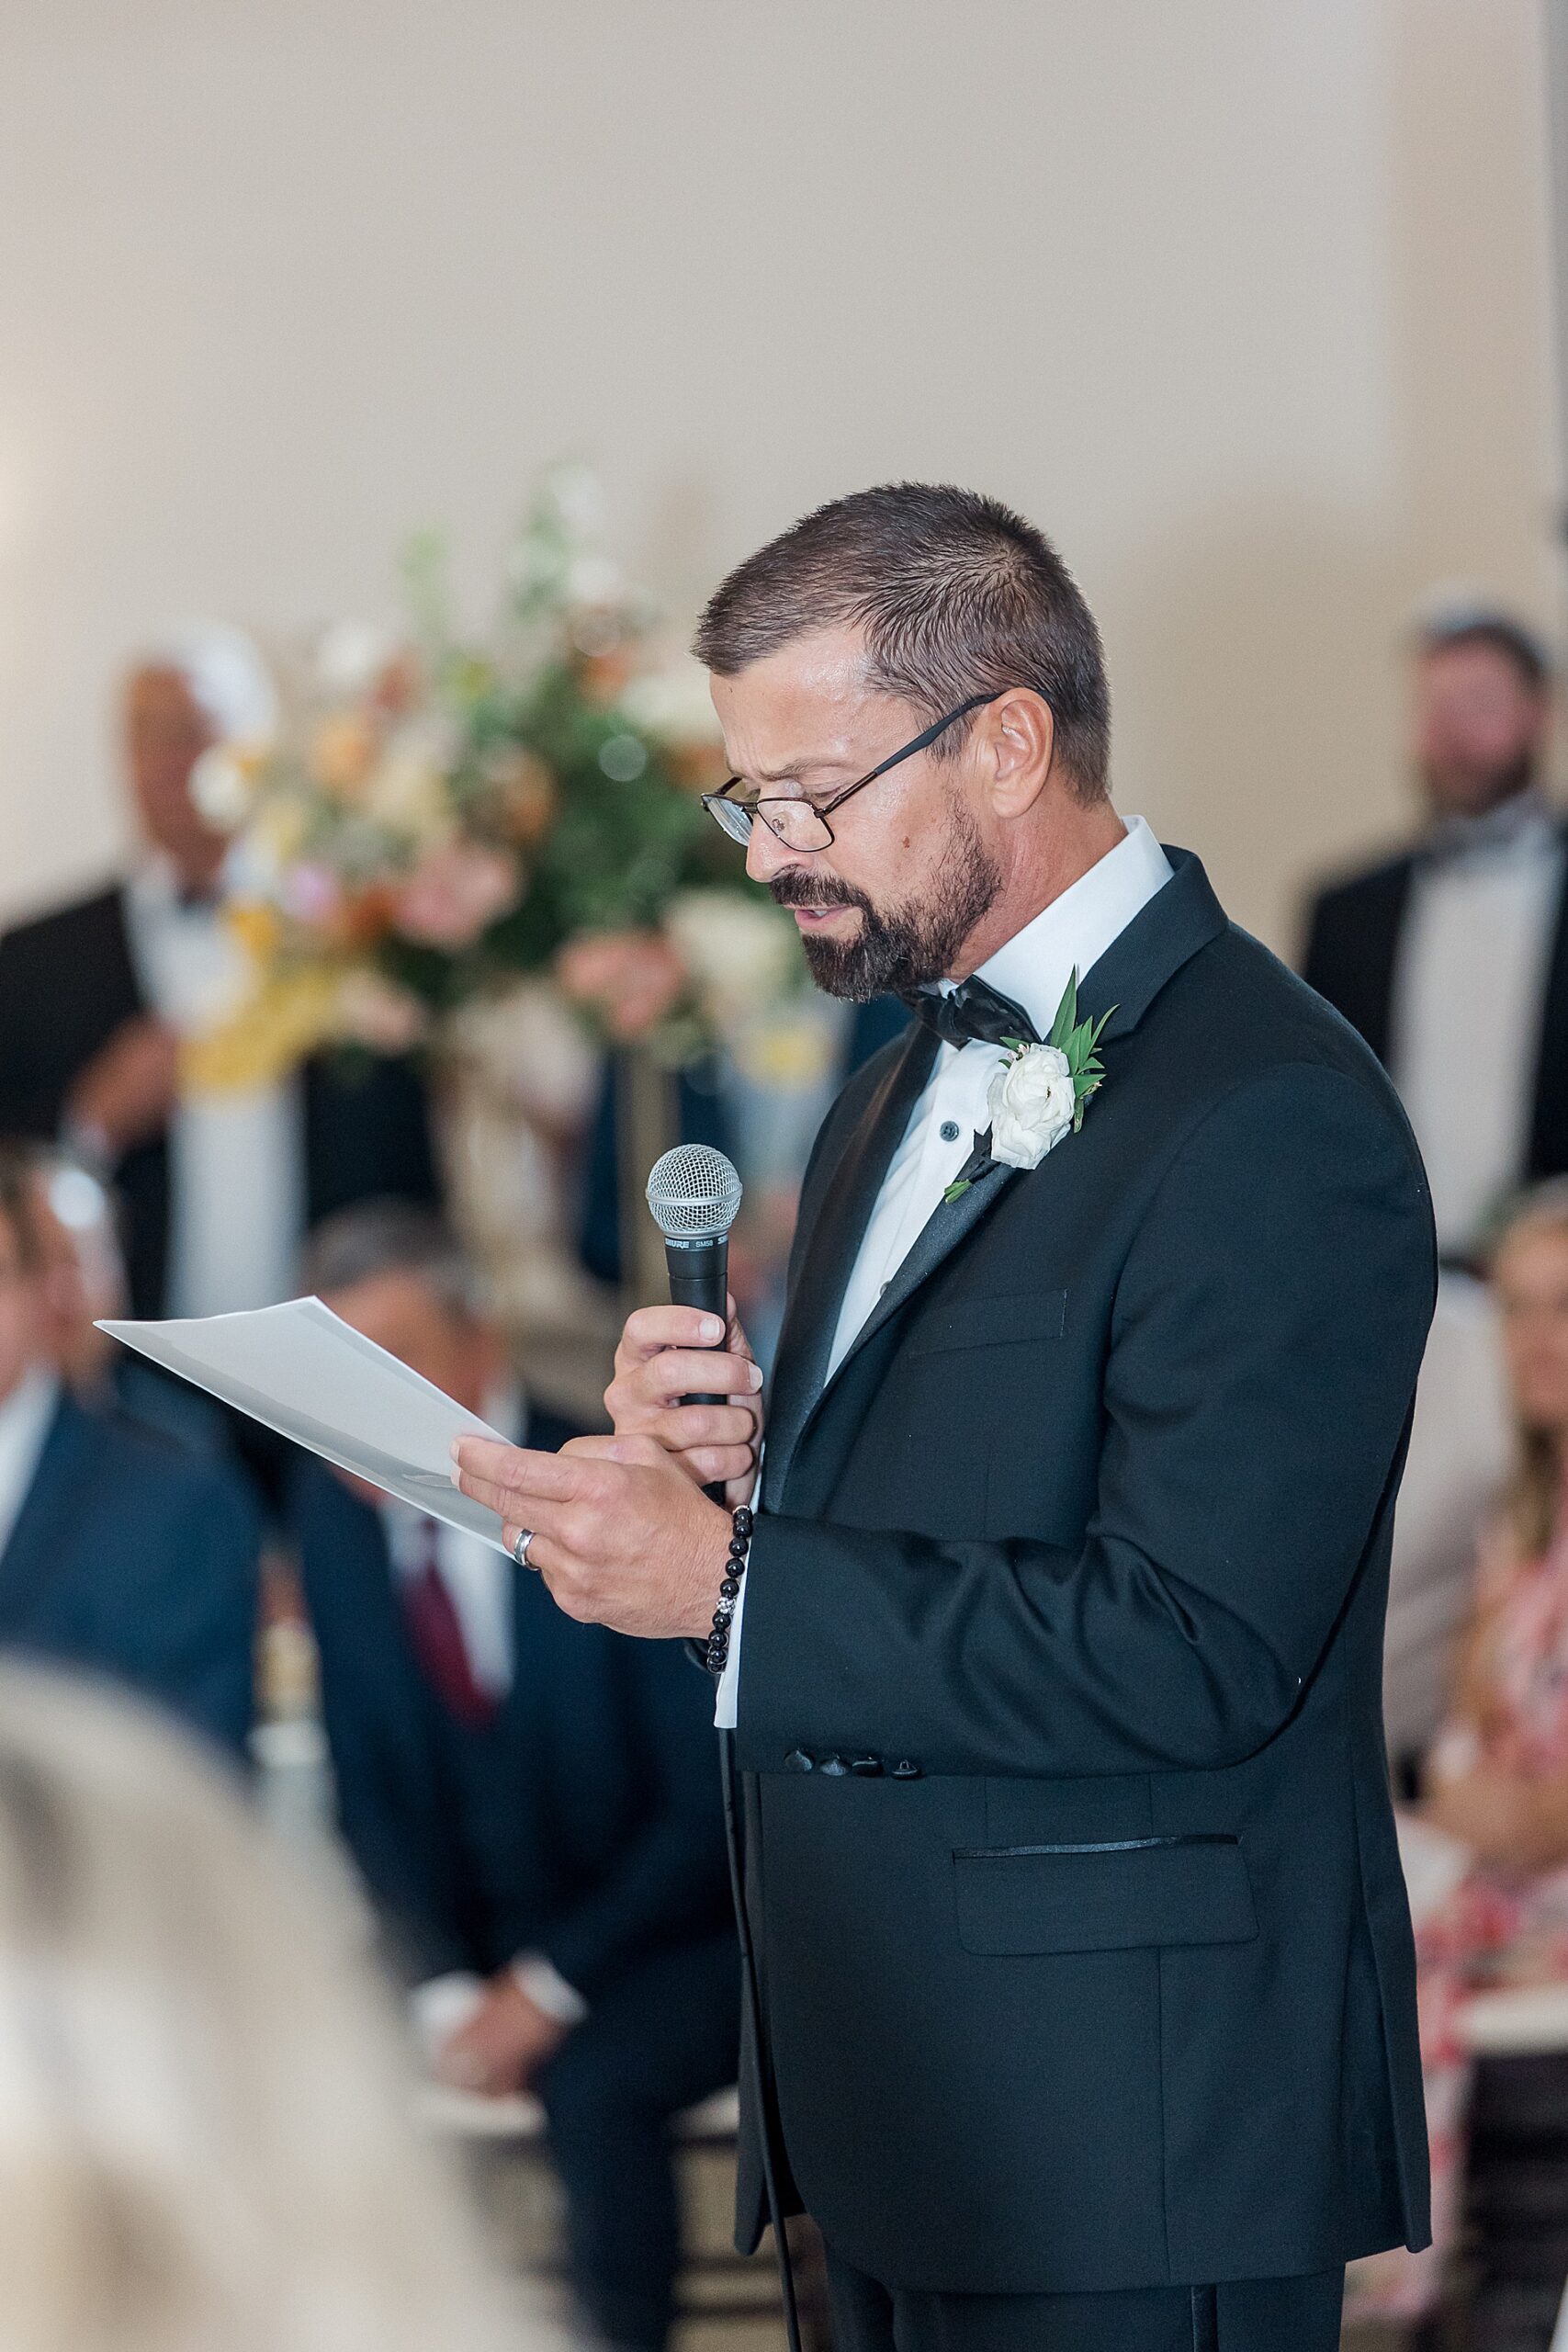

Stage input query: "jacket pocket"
[
  {"left": 952, "top": 1833, "right": 1258, "bottom": 1956},
  {"left": 907, "top": 1286, "right": 1067, "bottom": 1359}
]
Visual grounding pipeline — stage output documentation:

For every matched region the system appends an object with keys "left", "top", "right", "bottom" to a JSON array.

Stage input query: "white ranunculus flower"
[{"left": 987, "top": 1042, "right": 1077, "bottom": 1170}]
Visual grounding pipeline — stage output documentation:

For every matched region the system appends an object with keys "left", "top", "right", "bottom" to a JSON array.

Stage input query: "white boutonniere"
[{"left": 943, "top": 969, "right": 1114, "bottom": 1204}]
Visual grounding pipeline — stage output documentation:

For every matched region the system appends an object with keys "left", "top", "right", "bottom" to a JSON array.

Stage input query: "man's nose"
[{"left": 745, "top": 822, "right": 796, "bottom": 887}]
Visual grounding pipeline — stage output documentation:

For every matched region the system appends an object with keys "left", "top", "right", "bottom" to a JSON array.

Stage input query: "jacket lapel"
[
  {"left": 764, "top": 1023, "right": 938, "bottom": 1503},
  {"left": 0, "top": 1396, "right": 90, "bottom": 1634},
  {"left": 774, "top": 848, "right": 1230, "bottom": 1484}
]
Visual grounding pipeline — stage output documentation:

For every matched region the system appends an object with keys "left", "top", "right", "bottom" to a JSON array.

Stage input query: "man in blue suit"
[
  {"left": 290, "top": 1203, "right": 739, "bottom": 2352},
  {"left": 0, "top": 1142, "right": 259, "bottom": 1756}
]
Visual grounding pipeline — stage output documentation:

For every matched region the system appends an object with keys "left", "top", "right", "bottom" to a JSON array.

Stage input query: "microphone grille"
[{"left": 646, "top": 1145, "right": 743, "bottom": 1242}]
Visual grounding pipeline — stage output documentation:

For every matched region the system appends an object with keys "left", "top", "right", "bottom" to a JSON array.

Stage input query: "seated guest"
[
  {"left": 1301, "top": 599, "right": 1561, "bottom": 1266},
  {"left": 0, "top": 626, "right": 438, "bottom": 1326},
  {"left": 0, "top": 1660, "right": 557, "bottom": 2352},
  {"left": 290, "top": 1203, "right": 740, "bottom": 2352},
  {"left": 0, "top": 1142, "right": 259, "bottom": 1757},
  {"left": 1353, "top": 1182, "right": 1568, "bottom": 2318},
  {"left": 25, "top": 1142, "right": 236, "bottom": 1460}
]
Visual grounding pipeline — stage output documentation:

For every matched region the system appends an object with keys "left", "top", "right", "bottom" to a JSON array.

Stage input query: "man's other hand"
[
  {"left": 435, "top": 1973, "right": 568, "bottom": 2098},
  {"left": 604, "top": 1295, "right": 762, "bottom": 1507},
  {"left": 65, "top": 1014, "right": 181, "bottom": 1159}
]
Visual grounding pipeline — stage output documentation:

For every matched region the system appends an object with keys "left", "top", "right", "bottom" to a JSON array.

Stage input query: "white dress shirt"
[
  {"left": 715, "top": 814, "right": 1174, "bottom": 1728},
  {"left": 1389, "top": 807, "right": 1563, "bottom": 1256},
  {"left": 121, "top": 860, "right": 305, "bottom": 1318},
  {"left": 399, "top": 1387, "right": 592, "bottom": 2041},
  {"left": 0, "top": 1367, "right": 62, "bottom": 1561}
]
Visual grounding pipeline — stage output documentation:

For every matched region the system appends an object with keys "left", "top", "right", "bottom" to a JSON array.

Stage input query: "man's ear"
[{"left": 979, "top": 689, "right": 1056, "bottom": 819}]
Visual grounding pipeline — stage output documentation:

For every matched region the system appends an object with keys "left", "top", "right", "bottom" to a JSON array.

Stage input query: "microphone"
[{"left": 645, "top": 1143, "right": 743, "bottom": 1408}]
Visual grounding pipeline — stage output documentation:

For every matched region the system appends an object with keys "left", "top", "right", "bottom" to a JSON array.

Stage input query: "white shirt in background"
[
  {"left": 1390, "top": 809, "right": 1563, "bottom": 1257},
  {"left": 0, "top": 1367, "right": 62, "bottom": 1561},
  {"left": 122, "top": 861, "right": 304, "bottom": 1318},
  {"left": 716, "top": 814, "right": 1175, "bottom": 1729}
]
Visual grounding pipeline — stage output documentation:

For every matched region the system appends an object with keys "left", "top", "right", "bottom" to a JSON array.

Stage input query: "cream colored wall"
[{"left": 0, "top": 0, "right": 1558, "bottom": 948}]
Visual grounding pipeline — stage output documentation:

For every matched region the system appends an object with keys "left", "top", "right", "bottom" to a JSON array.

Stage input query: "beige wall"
[{"left": 0, "top": 0, "right": 1558, "bottom": 948}]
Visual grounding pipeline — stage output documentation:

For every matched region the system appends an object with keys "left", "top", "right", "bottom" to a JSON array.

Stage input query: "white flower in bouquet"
[
  {"left": 191, "top": 742, "right": 265, "bottom": 832},
  {"left": 365, "top": 721, "right": 456, "bottom": 834},
  {"left": 314, "top": 618, "right": 403, "bottom": 697},
  {"left": 620, "top": 659, "right": 725, "bottom": 749},
  {"left": 663, "top": 890, "right": 800, "bottom": 1039}
]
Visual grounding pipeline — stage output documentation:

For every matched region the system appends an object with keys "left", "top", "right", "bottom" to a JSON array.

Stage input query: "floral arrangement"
[{"left": 187, "top": 467, "right": 798, "bottom": 1089}]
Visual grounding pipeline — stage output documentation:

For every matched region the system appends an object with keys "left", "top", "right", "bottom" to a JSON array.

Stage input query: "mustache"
[{"left": 768, "top": 870, "right": 873, "bottom": 914}]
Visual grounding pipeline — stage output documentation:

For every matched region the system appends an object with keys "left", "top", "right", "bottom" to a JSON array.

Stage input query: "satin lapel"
[
  {"left": 814, "top": 1151, "right": 1023, "bottom": 1409},
  {"left": 764, "top": 1023, "right": 938, "bottom": 1502},
  {"left": 0, "top": 1398, "right": 88, "bottom": 1633}
]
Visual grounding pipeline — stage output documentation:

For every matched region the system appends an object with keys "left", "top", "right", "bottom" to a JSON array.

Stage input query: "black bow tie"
[{"left": 901, "top": 975, "right": 1041, "bottom": 1052}]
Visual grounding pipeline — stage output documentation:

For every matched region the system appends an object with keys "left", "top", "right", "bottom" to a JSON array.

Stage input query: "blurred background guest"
[
  {"left": 290, "top": 1202, "right": 739, "bottom": 2352},
  {"left": 0, "top": 1141, "right": 258, "bottom": 1756},
  {"left": 1384, "top": 1272, "right": 1514, "bottom": 1793},
  {"left": 1301, "top": 600, "right": 1562, "bottom": 1266},
  {"left": 0, "top": 627, "right": 440, "bottom": 1327},
  {"left": 23, "top": 1140, "right": 239, "bottom": 1460},
  {"left": 0, "top": 1658, "right": 555, "bottom": 2352},
  {"left": 1356, "top": 1185, "right": 1568, "bottom": 2324}
]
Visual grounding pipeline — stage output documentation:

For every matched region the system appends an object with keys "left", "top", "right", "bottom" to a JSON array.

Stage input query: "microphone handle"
[{"left": 664, "top": 1234, "right": 730, "bottom": 1407}]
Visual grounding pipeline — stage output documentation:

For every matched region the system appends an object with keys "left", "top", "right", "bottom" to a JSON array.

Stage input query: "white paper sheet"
[{"left": 97, "top": 1297, "right": 513, "bottom": 1552}]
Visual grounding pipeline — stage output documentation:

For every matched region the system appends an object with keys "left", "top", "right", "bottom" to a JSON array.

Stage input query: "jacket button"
[
  {"left": 784, "top": 1748, "right": 815, "bottom": 1773},
  {"left": 818, "top": 1755, "right": 852, "bottom": 1777},
  {"left": 890, "top": 1759, "right": 922, "bottom": 1780},
  {"left": 848, "top": 1756, "right": 884, "bottom": 1776}
]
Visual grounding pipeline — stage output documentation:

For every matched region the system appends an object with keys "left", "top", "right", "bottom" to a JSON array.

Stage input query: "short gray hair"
[{"left": 299, "top": 1201, "right": 487, "bottom": 1321}]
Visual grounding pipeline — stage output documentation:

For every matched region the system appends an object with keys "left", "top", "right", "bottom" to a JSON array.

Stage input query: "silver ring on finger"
[{"left": 512, "top": 1527, "right": 536, "bottom": 1570}]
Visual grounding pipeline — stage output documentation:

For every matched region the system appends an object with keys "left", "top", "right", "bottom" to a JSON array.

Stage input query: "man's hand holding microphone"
[{"left": 450, "top": 1149, "right": 764, "bottom": 1643}]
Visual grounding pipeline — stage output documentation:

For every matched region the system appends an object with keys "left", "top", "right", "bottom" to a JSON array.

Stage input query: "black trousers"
[
  {"left": 824, "top": 2245, "right": 1346, "bottom": 2352},
  {"left": 535, "top": 1930, "right": 741, "bottom": 2352}
]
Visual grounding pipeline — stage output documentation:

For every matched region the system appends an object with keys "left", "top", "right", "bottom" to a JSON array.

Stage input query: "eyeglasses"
[{"left": 701, "top": 693, "right": 997, "bottom": 854}]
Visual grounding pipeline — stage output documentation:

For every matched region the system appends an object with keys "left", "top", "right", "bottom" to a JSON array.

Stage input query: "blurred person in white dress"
[{"left": 0, "top": 1659, "right": 570, "bottom": 2352}]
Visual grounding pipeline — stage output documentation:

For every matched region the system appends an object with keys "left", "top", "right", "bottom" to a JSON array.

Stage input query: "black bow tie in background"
[{"left": 901, "top": 974, "right": 1041, "bottom": 1051}]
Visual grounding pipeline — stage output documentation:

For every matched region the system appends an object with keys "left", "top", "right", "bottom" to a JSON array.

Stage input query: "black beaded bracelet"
[{"left": 704, "top": 1503, "right": 754, "bottom": 1678}]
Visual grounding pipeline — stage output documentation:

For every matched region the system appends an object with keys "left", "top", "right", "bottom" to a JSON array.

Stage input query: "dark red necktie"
[{"left": 400, "top": 1519, "right": 497, "bottom": 1730}]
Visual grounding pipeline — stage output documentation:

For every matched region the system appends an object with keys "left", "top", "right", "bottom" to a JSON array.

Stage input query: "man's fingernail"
[
  {"left": 749, "top": 1362, "right": 764, "bottom": 1389},
  {"left": 700, "top": 1316, "right": 724, "bottom": 1341}
]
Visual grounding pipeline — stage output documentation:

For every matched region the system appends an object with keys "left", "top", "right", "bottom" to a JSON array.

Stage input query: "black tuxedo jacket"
[
  {"left": 1300, "top": 825, "right": 1568, "bottom": 1188},
  {"left": 0, "top": 1390, "right": 260, "bottom": 1756},
  {"left": 0, "top": 883, "right": 440, "bottom": 1317},
  {"left": 731, "top": 849, "right": 1437, "bottom": 2297},
  {"left": 290, "top": 1416, "right": 736, "bottom": 1999}
]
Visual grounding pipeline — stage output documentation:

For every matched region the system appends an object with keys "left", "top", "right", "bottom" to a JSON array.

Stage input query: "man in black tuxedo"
[
  {"left": 1301, "top": 602, "right": 1561, "bottom": 1265},
  {"left": 453, "top": 486, "right": 1438, "bottom": 2351},
  {"left": 0, "top": 1145, "right": 258, "bottom": 1756},
  {"left": 0, "top": 634, "right": 437, "bottom": 1327},
  {"left": 291, "top": 1203, "right": 739, "bottom": 2352}
]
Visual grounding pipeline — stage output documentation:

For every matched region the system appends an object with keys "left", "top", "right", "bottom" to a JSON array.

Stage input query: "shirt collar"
[{"left": 964, "top": 814, "right": 1174, "bottom": 1042}]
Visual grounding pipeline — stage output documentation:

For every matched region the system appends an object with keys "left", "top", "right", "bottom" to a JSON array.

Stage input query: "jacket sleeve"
[
  {"left": 130, "top": 1463, "right": 262, "bottom": 1760},
  {"left": 0, "top": 933, "right": 67, "bottom": 1136},
  {"left": 531, "top": 1639, "right": 730, "bottom": 2000},
  {"left": 734, "top": 1063, "right": 1437, "bottom": 1781}
]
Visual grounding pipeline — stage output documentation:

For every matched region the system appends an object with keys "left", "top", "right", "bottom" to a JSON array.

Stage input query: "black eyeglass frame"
[{"left": 701, "top": 692, "right": 998, "bottom": 852}]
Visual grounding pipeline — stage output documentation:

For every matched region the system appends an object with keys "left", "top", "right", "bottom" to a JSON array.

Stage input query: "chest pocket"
[{"left": 906, "top": 1287, "right": 1067, "bottom": 1359}]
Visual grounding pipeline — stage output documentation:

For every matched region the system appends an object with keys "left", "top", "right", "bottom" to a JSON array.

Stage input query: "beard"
[
  {"left": 770, "top": 800, "right": 1002, "bottom": 1001},
  {"left": 1423, "top": 750, "right": 1537, "bottom": 818}
]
